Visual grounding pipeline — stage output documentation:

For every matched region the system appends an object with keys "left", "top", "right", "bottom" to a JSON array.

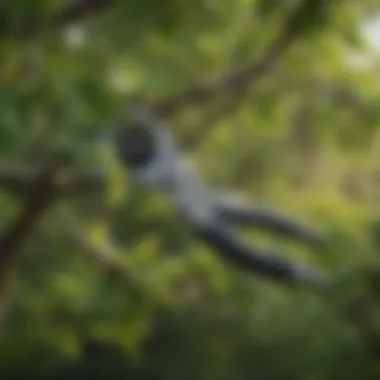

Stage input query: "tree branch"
[
  {"left": 153, "top": 1, "right": 312, "bottom": 117},
  {"left": 0, "top": 164, "right": 105, "bottom": 197},
  {"left": 0, "top": 159, "right": 64, "bottom": 293},
  {"left": 180, "top": 90, "right": 250, "bottom": 151}
]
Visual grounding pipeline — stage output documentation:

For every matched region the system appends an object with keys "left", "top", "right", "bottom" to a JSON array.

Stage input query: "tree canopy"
[{"left": 1, "top": 1, "right": 380, "bottom": 379}]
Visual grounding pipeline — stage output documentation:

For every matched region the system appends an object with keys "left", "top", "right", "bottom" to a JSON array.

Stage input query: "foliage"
[{"left": 1, "top": 0, "right": 380, "bottom": 379}]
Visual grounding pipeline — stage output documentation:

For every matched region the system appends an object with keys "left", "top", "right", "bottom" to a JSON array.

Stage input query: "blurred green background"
[{"left": 1, "top": 0, "right": 380, "bottom": 379}]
